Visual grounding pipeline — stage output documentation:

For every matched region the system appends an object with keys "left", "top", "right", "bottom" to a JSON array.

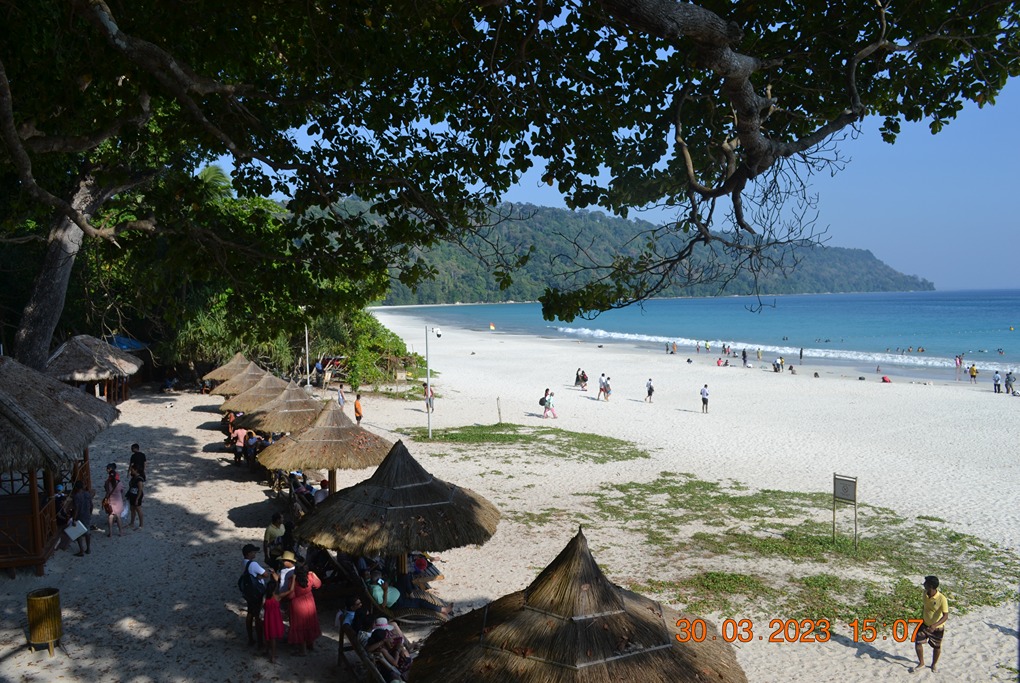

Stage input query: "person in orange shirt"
[{"left": 354, "top": 394, "right": 363, "bottom": 425}]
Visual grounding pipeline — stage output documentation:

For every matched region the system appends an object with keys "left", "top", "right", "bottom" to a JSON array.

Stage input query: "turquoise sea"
[{"left": 379, "top": 290, "right": 1020, "bottom": 381}]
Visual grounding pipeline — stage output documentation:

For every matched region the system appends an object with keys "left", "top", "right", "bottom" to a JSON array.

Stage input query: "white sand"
[{"left": 1, "top": 309, "right": 1017, "bottom": 682}]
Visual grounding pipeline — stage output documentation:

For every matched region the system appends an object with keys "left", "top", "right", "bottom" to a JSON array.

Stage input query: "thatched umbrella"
[
  {"left": 1, "top": 356, "right": 120, "bottom": 470},
  {"left": 45, "top": 334, "right": 143, "bottom": 382},
  {"left": 295, "top": 440, "right": 499, "bottom": 556},
  {"left": 257, "top": 402, "right": 392, "bottom": 492},
  {"left": 210, "top": 362, "right": 266, "bottom": 397},
  {"left": 218, "top": 373, "right": 290, "bottom": 413},
  {"left": 235, "top": 382, "right": 325, "bottom": 433},
  {"left": 410, "top": 529, "right": 748, "bottom": 683},
  {"left": 202, "top": 352, "right": 250, "bottom": 382}
]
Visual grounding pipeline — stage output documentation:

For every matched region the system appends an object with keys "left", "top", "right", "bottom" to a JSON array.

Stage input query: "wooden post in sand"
[{"left": 833, "top": 473, "right": 858, "bottom": 551}]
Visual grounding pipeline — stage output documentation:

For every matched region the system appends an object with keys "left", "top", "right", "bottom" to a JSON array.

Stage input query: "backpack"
[
  {"left": 238, "top": 560, "right": 266, "bottom": 602},
  {"left": 539, "top": 396, "right": 547, "bottom": 407}
]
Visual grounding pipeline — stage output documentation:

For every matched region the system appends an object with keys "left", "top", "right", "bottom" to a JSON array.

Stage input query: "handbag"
[
  {"left": 65, "top": 520, "right": 89, "bottom": 541},
  {"left": 102, "top": 496, "right": 113, "bottom": 514}
]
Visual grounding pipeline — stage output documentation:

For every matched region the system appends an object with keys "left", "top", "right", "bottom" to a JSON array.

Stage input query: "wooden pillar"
[{"left": 28, "top": 470, "right": 43, "bottom": 575}]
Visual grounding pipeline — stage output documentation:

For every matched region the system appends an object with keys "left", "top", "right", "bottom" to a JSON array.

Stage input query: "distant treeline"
[{"left": 383, "top": 203, "right": 934, "bottom": 305}]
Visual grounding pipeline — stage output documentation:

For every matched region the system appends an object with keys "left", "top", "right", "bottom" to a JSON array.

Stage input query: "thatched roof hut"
[
  {"left": 258, "top": 403, "right": 391, "bottom": 471},
  {"left": 1, "top": 356, "right": 120, "bottom": 471},
  {"left": 210, "top": 362, "right": 266, "bottom": 397},
  {"left": 1, "top": 356, "right": 120, "bottom": 575},
  {"left": 202, "top": 352, "right": 250, "bottom": 382},
  {"left": 45, "top": 335, "right": 143, "bottom": 382},
  {"left": 235, "top": 382, "right": 324, "bottom": 433},
  {"left": 295, "top": 440, "right": 499, "bottom": 555},
  {"left": 218, "top": 373, "right": 289, "bottom": 413},
  {"left": 257, "top": 403, "right": 393, "bottom": 492},
  {"left": 410, "top": 529, "right": 748, "bottom": 683}
]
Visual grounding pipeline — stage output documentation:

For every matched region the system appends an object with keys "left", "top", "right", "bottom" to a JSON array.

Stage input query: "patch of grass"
[
  {"left": 584, "top": 472, "right": 1020, "bottom": 621},
  {"left": 398, "top": 423, "right": 649, "bottom": 463},
  {"left": 507, "top": 507, "right": 569, "bottom": 527}
]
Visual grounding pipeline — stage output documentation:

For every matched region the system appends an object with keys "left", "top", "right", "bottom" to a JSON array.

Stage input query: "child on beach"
[{"left": 262, "top": 579, "right": 284, "bottom": 662}]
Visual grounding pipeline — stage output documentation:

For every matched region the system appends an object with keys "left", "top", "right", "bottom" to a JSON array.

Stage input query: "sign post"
[{"left": 832, "top": 473, "right": 858, "bottom": 551}]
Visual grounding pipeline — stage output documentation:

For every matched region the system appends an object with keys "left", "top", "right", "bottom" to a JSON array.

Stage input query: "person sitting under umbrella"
[{"left": 369, "top": 569, "right": 451, "bottom": 616}]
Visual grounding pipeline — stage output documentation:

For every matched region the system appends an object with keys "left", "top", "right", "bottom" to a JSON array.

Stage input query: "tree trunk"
[{"left": 12, "top": 175, "right": 107, "bottom": 370}]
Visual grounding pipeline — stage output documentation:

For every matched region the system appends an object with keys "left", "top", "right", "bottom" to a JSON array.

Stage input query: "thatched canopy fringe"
[
  {"left": 45, "top": 334, "right": 143, "bottom": 381},
  {"left": 0, "top": 356, "right": 120, "bottom": 471},
  {"left": 202, "top": 352, "right": 250, "bottom": 381},
  {"left": 210, "top": 362, "right": 266, "bottom": 396},
  {"left": 294, "top": 440, "right": 500, "bottom": 555},
  {"left": 257, "top": 403, "right": 391, "bottom": 472},
  {"left": 235, "top": 382, "right": 324, "bottom": 433},
  {"left": 409, "top": 529, "right": 748, "bottom": 683},
  {"left": 218, "top": 373, "right": 289, "bottom": 413}
]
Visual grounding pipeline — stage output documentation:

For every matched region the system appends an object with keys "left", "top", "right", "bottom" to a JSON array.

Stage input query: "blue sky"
[{"left": 502, "top": 83, "right": 1020, "bottom": 291}]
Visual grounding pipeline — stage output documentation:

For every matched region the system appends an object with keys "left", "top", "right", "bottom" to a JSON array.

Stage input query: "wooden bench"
[
  {"left": 339, "top": 624, "right": 389, "bottom": 683},
  {"left": 329, "top": 554, "right": 449, "bottom": 627}
]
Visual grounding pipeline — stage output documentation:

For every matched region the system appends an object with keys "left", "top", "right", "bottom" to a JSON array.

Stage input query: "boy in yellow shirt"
[{"left": 912, "top": 575, "right": 948, "bottom": 673}]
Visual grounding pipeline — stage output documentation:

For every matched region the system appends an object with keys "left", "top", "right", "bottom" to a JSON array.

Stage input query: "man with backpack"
[{"left": 240, "top": 543, "right": 277, "bottom": 648}]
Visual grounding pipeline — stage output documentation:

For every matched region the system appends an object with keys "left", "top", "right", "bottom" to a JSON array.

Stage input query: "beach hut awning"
[
  {"left": 45, "top": 335, "right": 143, "bottom": 382},
  {"left": 202, "top": 352, "right": 250, "bottom": 382},
  {"left": 0, "top": 356, "right": 120, "bottom": 470},
  {"left": 257, "top": 403, "right": 392, "bottom": 471},
  {"left": 210, "top": 362, "right": 266, "bottom": 397},
  {"left": 235, "top": 382, "right": 324, "bottom": 433},
  {"left": 218, "top": 373, "right": 290, "bottom": 413},
  {"left": 294, "top": 440, "right": 499, "bottom": 555},
  {"left": 410, "top": 529, "right": 748, "bottom": 683}
]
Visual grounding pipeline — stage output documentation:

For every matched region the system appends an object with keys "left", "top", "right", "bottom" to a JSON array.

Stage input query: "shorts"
[
  {"left": 701, "top": 397, "right": 709, "bottom": 405},
  {"left": 246, "top": 596, "right": 263, "bottom": 615},
  {"left": 914, "top": 624, "right": 944, "bottom": 649}
]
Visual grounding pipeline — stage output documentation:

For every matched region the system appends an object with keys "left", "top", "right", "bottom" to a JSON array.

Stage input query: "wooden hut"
[
  {"left": 0, "top": 357, "right": 119, "bottom": 575},
  {"left": 46, "top": 335, "right": 143, "bottom": 405}
]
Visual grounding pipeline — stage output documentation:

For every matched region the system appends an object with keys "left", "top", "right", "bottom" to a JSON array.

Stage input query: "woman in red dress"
[{"left": 280, "top": 566, "right": 322, "bottom": 654}]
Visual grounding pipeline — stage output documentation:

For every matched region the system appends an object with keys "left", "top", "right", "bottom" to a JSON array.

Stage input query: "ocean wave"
[{"left": 553, "top": 326, "right": 1007, "bottom": 370}]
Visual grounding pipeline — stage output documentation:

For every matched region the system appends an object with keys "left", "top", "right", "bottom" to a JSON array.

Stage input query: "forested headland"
[{"left": 384, "top": 204, "right": 934, "bottom": 305}]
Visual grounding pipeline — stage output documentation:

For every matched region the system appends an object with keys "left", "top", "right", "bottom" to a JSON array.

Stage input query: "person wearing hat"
[
  {"left": 241, "top": 543, "right": 276, "bottom": 647},
  {"left": 365, "top": 616, "right": 412, "bottom": 677},
  {"left": 912, "top": 575, "right": 949, "bottom": 673},
  {"left": 278, "top": 550, "right": 298, "bottom": 594}
]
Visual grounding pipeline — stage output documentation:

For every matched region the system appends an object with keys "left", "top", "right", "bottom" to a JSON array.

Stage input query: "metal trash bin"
[{"left": 26, "top": 587, "right": 62, "bottom": 656}]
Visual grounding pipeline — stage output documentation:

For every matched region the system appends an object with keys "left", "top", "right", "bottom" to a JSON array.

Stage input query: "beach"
[{"left": 1, "top": 310, "right": 1017, "bottom": 682}]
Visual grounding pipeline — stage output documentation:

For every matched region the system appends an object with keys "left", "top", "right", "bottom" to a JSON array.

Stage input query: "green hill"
[{"left": 383, "top": 204, "right": 933, "bottom": 305}]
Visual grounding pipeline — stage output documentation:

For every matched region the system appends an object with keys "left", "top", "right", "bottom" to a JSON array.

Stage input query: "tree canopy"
[{"left": 1, "top": 0, "right": 1016, "bottom": 363}]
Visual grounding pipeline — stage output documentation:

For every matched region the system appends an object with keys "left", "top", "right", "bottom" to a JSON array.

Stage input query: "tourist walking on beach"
[
  {"left": 70, "top": 480, "right": 93, "bottom": 556},
  {"left": 422, "top": 382, "right": 435, "bottom": 412},
  {"left": 241, "top": 543, "right": 275, "bottom": 648},
  {"left": 597, "top": 373, "right": 607, "bottom": 400},
  {"left": 543, "top": 391, "right": 558, "bottom": 418},
  {"left": 912, "top": 575, "right": 948, "bottom": 673},
  {"left": 336, "top": 386, "right": 345, "bottom": 410},
  {"left": 992, "top": 370, "right": 1002, "bottom": 393},
  {"left": 700, "top": 384, "right": 709, "bottom": 413},
  {"left": 129, "top": 443, "right": 146, "bottom": 480},
  {"left": 645, "top": 379, "right": 654, "bottom": 402},
  {"left": 354, "top": 394, "right": 363, "bottom": 424},
  {"left": 103, "top": 463, "right": 125, "bottom": 537},
  {"left": 126, "top": 463, "right": 145, "bottom": 529},
  {"left": 603, "top": 377, "right": 612, "bottom": 401},
  {"left": 968, "top": 364, "right": 978, "bottom": 384},
  {"left": 1005, "top": 370, "right": 1016, "bottom": 395},
  {"left": 280, "top": 566, "right": 323, "bottom": 655}
]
